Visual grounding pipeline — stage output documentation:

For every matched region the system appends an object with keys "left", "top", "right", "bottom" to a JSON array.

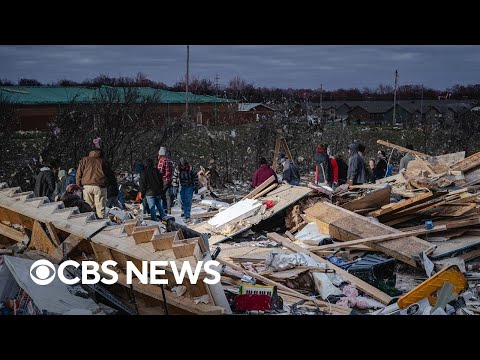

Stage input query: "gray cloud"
[{"left": 0, "top": 45, "right": 478, "bottom": 89}]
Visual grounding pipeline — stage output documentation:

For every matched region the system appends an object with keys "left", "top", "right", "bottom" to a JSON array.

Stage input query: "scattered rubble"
[{"left": 2, "top": 138, "right": 480, "bottom": 315}]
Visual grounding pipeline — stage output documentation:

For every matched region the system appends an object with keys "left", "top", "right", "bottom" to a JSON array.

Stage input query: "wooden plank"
[
  {"left": 414, "top": 154, "right": 437, "bottom": 176},
  {"left": 377, "top": 140, "right": 429, "bottom": 158},
  {"left": 369, "top": 191, "right": 439, "bottom": 218},
  {"left": 304, "top": 202, "right": 432, "bottom": 267},
  {"left": 131, "top": 225, "right": 159, "bottom": 244},
  {"left": 284, "top": 231, "right": 296, "bottom": 241},
  {"left": 342, "top": 186, "right": 391, "bottom": 211},
  {"left": 151, "top": 232, "right": 176, "bottom": 251},
  {"left": 217, "top": 256, "right": 351, "bottom": 314},
  {"left": 432, "top": 203, "right": 476, "bottom": 217},
  {"left": 431, "top": 233, "right": 480, "bottom": 259},
  {"left": 243, "top": 175, "right": 275, "bottom": 199},
  {"left": 459, "top": 248, "right": 480, "bottom": 261},
  {"left": 252, "top": 183, "right": 278, "bottom": 200},
  {"left": 267, "top": 233, "right": 391, "bottom": 305},
  {"left": 172, "top": 238, "right": 202, "bottom": 260},
  {"left": 451, "top": 151, "right": 480, "bottom": 173},
  {"left": 0, "top": 223, "right": 25, "bottom": 242},
  {"left": 310, "top": 225, "right": 446, "bottom": 251},
  {"left": 45, "top": 222, "right": 61, "bottom": 246},
  {"left": 29, "top": 220, "right": 56, "bottom": 254},
  {"left": 384, "top": 215, "right": 417, "bottom": 227}
]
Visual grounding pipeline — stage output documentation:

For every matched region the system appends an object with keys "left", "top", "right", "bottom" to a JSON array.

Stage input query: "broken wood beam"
[
  {"left": 0, "top": 223, "right": 25, "bottom": 242},
  {"left": 377, "top": 140, "right": 429, "bottom": 158},
  {"left": 342, "top": 186, "right": 391, "bottom": 212},
  {"left": 243, "top": 175, "right": 275, "bottom": 199},
  {"left": 46, "top": 221, "right": 61, "bottom": 246},
  {"left": 310, "top": 225, "right": 447, "bottom": 251},
  {"left": 266, "top": 232, "right": 392, "bottom": 305},
  {"left": 451, "top": 151, "right": 480, "bottom": 173},
  {"left": 304, "top": 202, "right": 432, "bottom": 268},
  {"left": 252, "top": 183, "right": 278, "bottom": 200},
  {"left": 369, "top": 191, "right": 444, "bottom": 218}
]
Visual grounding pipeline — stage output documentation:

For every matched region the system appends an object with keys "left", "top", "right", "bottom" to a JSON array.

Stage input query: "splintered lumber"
[
  {"left": 252, "top": 183, "right": 278, "bottom": 200},
  {"left": 217, "top": 257, "right": 352, "bottom": 314},
  {"left": 30, "top": 220, "right": 56, "bottom": 254},
  {"left": 243, "top": 175, "right": 275, "bottom": 199},
  {"left": 310, "top": 225, "right": 447, "bottom": 251},
  {"left": 304, "top": 202, "right": 432, "bottom": 267},
  {"left": 432, "top": 203, "right": 477, "bottom": 217},
  {"left": 369, "top": 191, "right": 443, "bottom": 218},
  {"left": 377, "top": 140, "right": 429, "bottom": 158},
  {"left": 45, "top": 222, "right": 61, "bottom": 246},
  {"left": 414, "top": 155, "right": 437, "bottom": 176},
  {"left": 342, "top": 186, "right": 391, "bottom": 211},
  {"left": 0, "top": 223, "right": 25, "bottom": 242},
  {"left": 266, "top": 232, "right": 392, "bottom": 305},
  {"left": 451, "top": 151, "right": 480, "bottom": 173}
]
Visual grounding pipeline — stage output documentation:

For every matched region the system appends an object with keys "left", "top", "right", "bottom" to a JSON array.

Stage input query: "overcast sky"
[{"left": 0, "top": 45, "right": 478, "bottom": 90}]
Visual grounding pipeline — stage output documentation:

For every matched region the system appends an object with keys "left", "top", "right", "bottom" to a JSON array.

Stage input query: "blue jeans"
[
  {"left": 180, "top": 186, "right": 194, "bottom": 218},
  {"left": 289, "top": 179, "right": 300, "bottom": 186},
  {"left": 146, "top": 195, "right": 167, "bottom": 221}
]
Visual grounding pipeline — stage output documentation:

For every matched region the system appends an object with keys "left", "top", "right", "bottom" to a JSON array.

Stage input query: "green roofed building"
[{"left": 0, "top": 86, "right": 238, "bottom": 130}]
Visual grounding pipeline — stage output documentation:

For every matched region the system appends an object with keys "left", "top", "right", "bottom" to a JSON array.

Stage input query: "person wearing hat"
[
  {"left": 157, "top": 146, "right": 174, "bottom": 214},
  {"left": 173, "top": 158, "right": 199, "bottom": 221},
  {"left": 61, "top": 184, "right": 93, "bottom": 213},
  {"left": 54, "top": 169, "right": 67, "bottom": 200}
]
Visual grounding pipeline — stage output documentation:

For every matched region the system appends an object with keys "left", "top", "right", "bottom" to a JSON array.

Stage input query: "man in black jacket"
[
  {"left": 139, "top": 158, "right": 167, "bottom": 221},
  {"left": 34, "top": 162, "right": 57, "bottom": 201},
  {"left": 375, "top": 150, "right": 388, "bottom": 179}
]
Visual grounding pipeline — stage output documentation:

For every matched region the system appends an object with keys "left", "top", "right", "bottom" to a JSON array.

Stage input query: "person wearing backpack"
[
  {"left": 173, "top": 158, "right": 199, "bottom": 221},
  {"left": 314, "top": 145, "right": 332, "bottom": 186}
]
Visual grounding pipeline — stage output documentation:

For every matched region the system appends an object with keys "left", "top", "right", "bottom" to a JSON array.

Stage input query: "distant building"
[
  {"left": 236, "top": 103, "right": 276, "bottom": 123},
  {"left": 0, "top": 86, "right": 237, "bottom": 130}
]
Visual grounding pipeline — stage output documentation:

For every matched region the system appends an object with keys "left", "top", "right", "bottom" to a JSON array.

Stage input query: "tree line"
[{"left": 1, "top": 73, "right": 479, "bottom": 103}]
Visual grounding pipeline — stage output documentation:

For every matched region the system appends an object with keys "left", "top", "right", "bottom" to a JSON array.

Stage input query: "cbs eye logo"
[{"left": 30, "top": 259, "right": 56, "bottom": 285}]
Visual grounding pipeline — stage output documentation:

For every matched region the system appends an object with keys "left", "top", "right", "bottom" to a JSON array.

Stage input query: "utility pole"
[
  {"left": 186, "top": 45, "right": 190, "bottom": 116},
  {"left": 319, "top": 83, "right": 323, "bottom": 124},
  {"left": 392, "top": 69, "right": 398, "bottom": 126},
  {"left": 420, "top": 84, "right": 424, "bottom": 123},
  {"left": 214, "top": 74, "right": 219, "bottom": 125}
]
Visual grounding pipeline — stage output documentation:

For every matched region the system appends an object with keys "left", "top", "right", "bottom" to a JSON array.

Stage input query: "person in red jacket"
[
  {"left": 251, "top": 157, "right": 278, "bottom": 188},
  {"left": 327, "top": 145, "right": 339, "bottom": 188}
]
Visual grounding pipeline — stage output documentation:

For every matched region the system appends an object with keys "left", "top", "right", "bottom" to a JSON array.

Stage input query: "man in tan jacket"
[{"left": 76, "top": 149, "right": 110, "bottom": 218}]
